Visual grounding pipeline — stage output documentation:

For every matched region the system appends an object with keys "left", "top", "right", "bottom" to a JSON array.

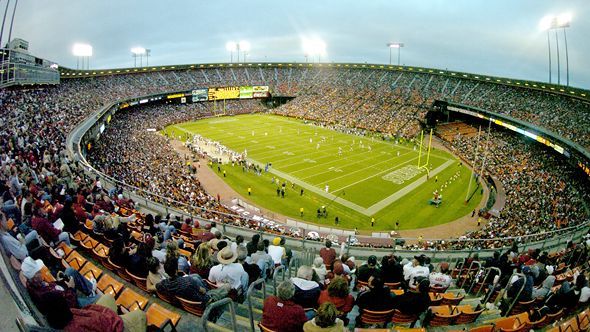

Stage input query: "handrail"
[
  {"left": 503, "top": 273, "right": 526, "bottom": 317},
  {"left": 272, "top": 266, "right": 286, "bottom": 296},
  {"left": 459, "top": 260, "right": 481, "bottom": 290},
  {"left": 246, "top": 278, "right": 266, "bottom": 332},
  {"left": 475, "top": 267, "right": 501, "bottom": 297},
  {"left": 201, "top": 297, "right": 236, "bottom": 332}
]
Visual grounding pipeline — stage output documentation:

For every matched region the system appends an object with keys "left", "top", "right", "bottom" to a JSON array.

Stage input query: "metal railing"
[
  {"left": 201, "top": 298, "right": 237, "bottom": 332},
  {"left": 246, "top": 278, "right": 266, "bottom": 332}
]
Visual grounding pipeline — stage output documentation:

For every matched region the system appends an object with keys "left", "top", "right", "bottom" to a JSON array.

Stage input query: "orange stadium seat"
[
  {"left": 116, "top": 288, "right": 149, "bottom": 312},
  {"left": 146, "top": 303, "right": 181, "bottom": 330}
]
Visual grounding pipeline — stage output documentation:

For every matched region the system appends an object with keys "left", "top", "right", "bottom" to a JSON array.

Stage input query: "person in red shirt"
[
  {"left": 262, "top": 280, "right": 308, "bottom": 332},
  {"left": 319, "top": 240, "right": 336, "bottom": 268},
  {"left": 317, "top": 276, "right": 354, "bottom": 324},
  {"left": 31, "top": 206, "right": 71, "bottom": 246}
]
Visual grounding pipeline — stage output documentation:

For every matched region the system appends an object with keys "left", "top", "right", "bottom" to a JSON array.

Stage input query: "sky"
[{"left": 5, "top": 0, "right": 590, "bottom": 88}]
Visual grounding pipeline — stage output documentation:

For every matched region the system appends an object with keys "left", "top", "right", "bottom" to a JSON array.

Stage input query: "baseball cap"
[
  {"left": 22, "top": 257, "right": 45, "bottom": 279},
  {"left": 367, "top": 255, "right": 377, "bottom": 266}
]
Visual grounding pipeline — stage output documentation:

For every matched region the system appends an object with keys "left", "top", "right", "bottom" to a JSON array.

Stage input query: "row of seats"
[{"left": 8, "top": 242, "right": 181, "bottom": 331}]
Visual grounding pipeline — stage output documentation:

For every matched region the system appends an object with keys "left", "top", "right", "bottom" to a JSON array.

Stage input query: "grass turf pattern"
[{"left": 163, "top": 114, "right": 482, "bottom": 232}]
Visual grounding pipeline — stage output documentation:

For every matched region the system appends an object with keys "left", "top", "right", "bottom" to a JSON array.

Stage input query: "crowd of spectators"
[{"left": 1, "top": 65, "right": 589, "bottom": 253}]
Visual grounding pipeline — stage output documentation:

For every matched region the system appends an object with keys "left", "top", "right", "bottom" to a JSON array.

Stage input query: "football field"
[{"left": 163, "top": 114, "right": 482, "bottom": 231}]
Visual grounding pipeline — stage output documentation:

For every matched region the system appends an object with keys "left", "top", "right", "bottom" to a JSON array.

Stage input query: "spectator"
[
  {"left": 208, "top": 247, "right": 248, "bottom": 294},
  {"left": 303, "top": 302, "right": 347, "bottom": 332},
  {"left": 291, "top": 265, "right": 321, "bottom": 313},
  {"left": 156, "top": 257, "right": 210, "bottom": 303},
  {"left": 319, "top": 240, "right": 336, "bottom": 268},
  {"left": 261, "top": 280, "right": 307, "bottom": 332},
  {"left": 429, "top": 261, "right": 453, "bottom": 289},
  {"left": 250, "top": 241, "right": 274, "bottom": 279},
  {"left": 22, "top": 257, "right": 98, "bottom": 311},
  {"left": 404, "top": 254, "right": 430, "bottom": 289},
  {"left": 318, "top": 276, "right": 354, "bottom": 323},
  {"left": 312, "top": 256, "right": 328, "bottom": 284},
  {"left": 44, "top": 292, "right": 146, "bottom": 332},
  {"left": 146, "top": 257, "right": 166, "bottom": 292},
  {"left": 268, "top": 237, "right": 286, "bottom": 266},
  {"left": 246, "top": 234, "right": 260, "bottom": 256},
  {"left": 392, "top": 279, "right": 431, "bottom": 316},
  {"left": 356, "top": 255, "right": 379, "bottom": 284},
  {"left": 356, "top": 274, "right": 395, "bottom": 315},
  {"left": 190, "top": 242, "right": 213, "bottom": 279}
]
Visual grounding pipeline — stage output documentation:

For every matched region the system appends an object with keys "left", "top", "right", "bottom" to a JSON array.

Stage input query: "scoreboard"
[{"left": 208, "top": 86, "right": 240, "bottom": 100}]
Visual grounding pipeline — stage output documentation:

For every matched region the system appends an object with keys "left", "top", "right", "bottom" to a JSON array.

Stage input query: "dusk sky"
[{"left": 7, "top": 0, "right": 590, "bottom": 88}]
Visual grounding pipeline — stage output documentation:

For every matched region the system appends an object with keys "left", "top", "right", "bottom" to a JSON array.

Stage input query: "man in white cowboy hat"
[{"left": 208, "top": 247, "right": 248, "bottom": 293}]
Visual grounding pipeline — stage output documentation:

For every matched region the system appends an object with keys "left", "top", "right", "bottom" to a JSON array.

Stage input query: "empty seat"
[
  {"left": 115, "top": 288, "right": 149, "bottom": 312},
  {"left": 468, "top": 325, "right": 494, "bottom": 332},
  {"left": 146, "top": 303, "right": 181, "bottom": 330},
  {"left": 493, "top": 312, "right": 530, "bottom": 332},
  {"left": 96, "top": 273, "right": 124, "bottom": 297},
  {"left": 92, "top": 243, "right": 110, "bottom": 261},
  {"left": 40, "top": 266, "right": 56, "bottom": 283},
  {"left": 80, "top": 236, "right": 99, "bottom": 251},
  {"left": 64, "top": 251, "right": 87, "bottom": 270},
  {"left": 577, "top": 308, "right": 590, "bottom": 331},
  {"left": 70, "top": 230, "right": 87, "bottom": 244},
  {"left": 508, "top": 298, "right": 535, "bottom": 315},
  {"left": 441, "top": 292, "right": 464, "bottom": 305},
  {"left": 453, "top": 304, "right": 484, "bottom": 325},
  {"left": 79, "top": 261, "right": 103, "bottom": 280},
  {"left": 176, "top": 296, "right": 205, "bottom": 316},
  {"left": 429, "top": 292, "right": 443, "bottom": 306},
  {"left": 428, "top": 305, "right": 460, "bottom": 326},
  {"left": 83, "top": 219, "right": 94, "bottom": 232}
]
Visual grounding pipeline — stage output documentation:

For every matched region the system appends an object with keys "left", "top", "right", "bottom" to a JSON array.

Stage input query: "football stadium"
[{"left": 1, "top": 1, "right": 590, "bottom": 331}]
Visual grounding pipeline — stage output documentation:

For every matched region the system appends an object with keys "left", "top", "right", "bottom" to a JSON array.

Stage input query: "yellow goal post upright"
[{"left": 417, "top": 128, "right": 434, "bottom": 176}]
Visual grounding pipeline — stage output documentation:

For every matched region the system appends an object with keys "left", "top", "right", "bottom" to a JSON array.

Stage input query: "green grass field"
[{"left": 162, "top": 114, "right": 483, "bottom": 232}]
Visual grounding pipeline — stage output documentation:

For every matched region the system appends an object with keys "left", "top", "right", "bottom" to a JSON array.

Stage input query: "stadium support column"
[
  {"left": 417, "top": 130, "right": 424, "bottom": 167},
  {"left": 464, "top": 125, "right": 482, "bottom": 204}
]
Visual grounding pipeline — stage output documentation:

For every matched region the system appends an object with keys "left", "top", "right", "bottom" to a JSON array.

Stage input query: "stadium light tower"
[
  {"left": 539, "top": 14, "right": 572, "bottom": 86},
  {"left": 387, "top": 42, "right": 404, "bottom": 66},
  {"left": 72, "top": 43, "right": 92, "bottom": 70},
  {"left": 239, "top": 41, "right": 250, "bottom": 63},
  {"left": 131, "top": 47, "right": 146, "bottom": 67},
  {"left": 226, "top": 41, "right": 237, "bottom": 63}
]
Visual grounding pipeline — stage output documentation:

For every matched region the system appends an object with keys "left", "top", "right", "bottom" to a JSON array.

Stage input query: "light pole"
[
  {"left": 131, "top": 47, "right": 146, "bottom": 67},
  {"left": 239, "top": 41, "right": 250, "bottom": 63},
  {"left": 387, "top": 42, "right": 404, "bottom": 65},
  {"left": 145, "top": 49, "right": 151, "bottom": 66},
  {"left": 226, "top": 41, "right": 237, "bottom": 63},
  {"left": 540, "top": 14, "right": 571, "bottom": 86}
]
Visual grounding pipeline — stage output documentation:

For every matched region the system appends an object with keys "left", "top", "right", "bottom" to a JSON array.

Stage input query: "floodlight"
[
  {"left": 131, "top": 47, "right": 146, "bottom": 55},
  {"left": 239, "top": 41, "right": 251, "bottom": 52},
  {"left": 72, "top": 43, "right": 93, "bottom": 57},
  {"left": 557, "top": 13, "right": 572, "bottom": 27},
  {"left": 226, "top": 41, "right": 237, "bottom": 52},
  {"left": 387, "top": 42, "right": 404, "bottom": 48},
  {"left": 539, "top": 15, "right": 555, "bottom": 31},
  {"left": 302, "top": 37, "right": 326, "bottom": 56}
]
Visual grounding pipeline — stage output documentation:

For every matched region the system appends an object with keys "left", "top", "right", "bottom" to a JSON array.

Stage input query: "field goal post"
[{"left": 417, "top": 128, "right": 433, "bottom": 176}]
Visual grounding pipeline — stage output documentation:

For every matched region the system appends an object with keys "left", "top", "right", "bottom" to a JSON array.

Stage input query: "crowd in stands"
[
  {"left": 0, "top": 65, "right": 589, "bottom": 257},
  {"left": 440, "top": 128, "right": 590, "bottom": 249}
]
